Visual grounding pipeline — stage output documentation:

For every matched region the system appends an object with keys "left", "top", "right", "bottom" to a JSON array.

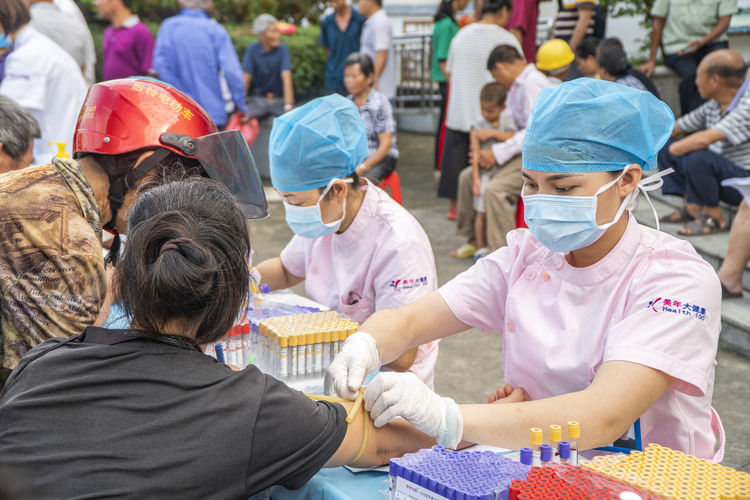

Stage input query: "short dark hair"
[
  {"left": 575, "top": 37, "right": 600, "bottom": 59},
  {"left": 482, "top": 0, "right": 513, "bottom": 14},
  {"left": 0, "top": 95, "right": 40, "bottom": 160},
  {"left": 598, "top": 37, "right": 624, "bottom": 53},
  {"left": 705, "top": 60, "right": 747, "bottom": 88},
  {"left": 121, "top": 0, "right": 133, "bottom": 9},
  {"left": 373, "top": 0, "right": 382, "bottom": 6},
  {"left": 112, "top": 177, "right": 251, "bottom": 346},
  {"left": 597, "top": 45, "right": 631, "bottom": 77},
  {"left": 319, "top": 171, "right": 362, "bottom": 200},
  {"left": 479, "top": 82, "right": 508, "bottom": 106},
  {"left": 487, "top": 44, "right": 524, "bottom": 70},
  {"left": 0, "top": 0, "right": 30, "bottom": 37},
  {"left": 344, "top": 52, "right": 374, "bottom": 77}
]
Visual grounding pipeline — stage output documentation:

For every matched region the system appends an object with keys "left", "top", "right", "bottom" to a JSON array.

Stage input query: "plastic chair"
[
  {"left": 516, "top": 197, "right": 527, "bottom": 229},
  {"left": 380, "top": 172, "right": 403, "bottom": 205}
]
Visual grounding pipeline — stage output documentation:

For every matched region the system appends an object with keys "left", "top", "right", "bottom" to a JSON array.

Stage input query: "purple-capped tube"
[
  {"left": 438, "top": 484, "right": 446, "bottom": 496},
  {"left": 520, "top": 447, "right": 533, "bottom": 466},
  {"left": 429, "top": 478, "right": 437, "bottom": 491},
  {"left": 559, "top": 441, "right": 571, "bottom": 463},
  {"left": 540, "top": 444, "right": 552, "bottom": 466}
]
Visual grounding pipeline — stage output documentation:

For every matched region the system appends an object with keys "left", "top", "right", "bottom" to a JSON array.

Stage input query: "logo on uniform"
[
  {"left": 648, "top": 298, "right": 707, "bottom": 320},
  {"left": 390, "top": 277, "right": 428, "bottom": 292}
]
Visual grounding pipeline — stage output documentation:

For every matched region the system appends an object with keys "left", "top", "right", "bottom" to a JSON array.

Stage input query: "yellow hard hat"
[{"left": 536, "top": 39, "right": 575, "bottom": 71}]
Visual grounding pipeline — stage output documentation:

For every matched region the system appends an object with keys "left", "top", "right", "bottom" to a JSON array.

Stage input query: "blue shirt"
[
  {"left": 319, "top": 9, "right": 365, "bottom": 90},
  {"left": 152, "top": 9, "right": 247, "bottom": 127},
  {"left": 241, "top": 42, "right": 291, "bottom": 96}
]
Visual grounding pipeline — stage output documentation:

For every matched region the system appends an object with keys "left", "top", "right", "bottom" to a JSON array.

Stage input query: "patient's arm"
[{"left": 325, "top": 401, "right": 436, "bottom": 468}]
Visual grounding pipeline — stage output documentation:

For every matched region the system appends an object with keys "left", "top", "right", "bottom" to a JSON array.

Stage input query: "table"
[{"left": 251, "top": 467, "right": 390, "bottom": 500}]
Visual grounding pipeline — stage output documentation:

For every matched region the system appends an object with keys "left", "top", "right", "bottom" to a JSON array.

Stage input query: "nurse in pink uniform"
[
  {"left": 326, "top": 80, "right": 725, "bottom": 461},
  {"left": 255, "top": 94, "right": 440, "bottom": 389}
]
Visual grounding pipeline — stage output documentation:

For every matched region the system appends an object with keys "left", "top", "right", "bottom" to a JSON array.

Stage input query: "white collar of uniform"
[
  {"left": 122, "top": 14, "right": 140, "bottom": 28},
  {"left": 13, "top": 25, "right": 39, "bottom": 48},
  {"left": 547, "top": 213, "right": 641, "bottom": 286},
  {"left": 332, "top": 178, "right": 376, "bottom": 248}
]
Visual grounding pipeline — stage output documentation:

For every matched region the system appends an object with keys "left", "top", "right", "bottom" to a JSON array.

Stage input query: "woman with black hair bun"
[{"left": 0, "top": 177, "right": 435, "bottom": 499}]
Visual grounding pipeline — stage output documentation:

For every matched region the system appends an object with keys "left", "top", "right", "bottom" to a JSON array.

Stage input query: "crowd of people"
[{"left": 0, "top": 0, "right": 747, "bottom": 495}]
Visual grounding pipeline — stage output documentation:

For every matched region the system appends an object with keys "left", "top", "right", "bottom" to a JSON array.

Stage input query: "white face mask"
[{"left": 522, "top": 167, "right": 674, "bottom": 253}]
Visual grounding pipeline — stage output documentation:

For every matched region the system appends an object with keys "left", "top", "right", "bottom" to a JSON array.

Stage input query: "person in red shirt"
[{"left": 506, "top": 0, "right": 547, "bottom": 63}]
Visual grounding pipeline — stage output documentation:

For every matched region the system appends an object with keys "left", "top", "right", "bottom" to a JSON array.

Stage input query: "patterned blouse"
[{"left": 350, "top": 88, "right": 399, "bottom": 160}]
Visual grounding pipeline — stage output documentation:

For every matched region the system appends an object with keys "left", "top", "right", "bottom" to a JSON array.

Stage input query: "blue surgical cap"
[
  {"left": 269, "top": 94, "right": 368, "bottom": 192},
  {"left": 522, "top": 79, "right": 675, "bottom": 172}
]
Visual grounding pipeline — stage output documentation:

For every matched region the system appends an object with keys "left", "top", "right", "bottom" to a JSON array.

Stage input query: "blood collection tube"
[
  {"left": 242, "top": 323, "right": 251, "bottom": 369},
  {"left": 540, "top": 444, "right": 552, "bottom": 467},
  {"left": 297, "top": 333, "right": 307, "bottom": 380},
  {"left": 558, "top": 441, "right": 570, "bottom": 464},
  {"left": 306, "top": 333, "right": 314, "bottom": 379},
  {"left": 258, "top": 327, "right": 267, "bottom": 371},
  {"left": 549, "top": 425, "right": 561, "bottom": 463},
  {"left": 314, "top": 332, "right": 323, "bottom": 377},
  {"left": 322, "top": 331, "right": 331, "bottom": 370},
  {"left": 214, "top": 343, "right": 225, "bottom": 363},
  {"left": 278, "top": 335, "right": 288, "bottom": 381},
  {"left": 567, "top": 422, "right": 579, "bottom": 465},
  {"left": 520, "top": 448, "right": 532, "bottom": 466},
  {"left": 289, "top": 334, "right": 298, "bottom": 381},
  {"left": 227, "top": 331, "right": 238, "bottom": 366},
  {"left": 331, "top": 330, "right": 340, "bottom": 361},
  {"left": 530, "top": 429, "right": 542, "bottom": 467},
  {"left": 268, "top": 332, "right": 277, "bottom": 376}
]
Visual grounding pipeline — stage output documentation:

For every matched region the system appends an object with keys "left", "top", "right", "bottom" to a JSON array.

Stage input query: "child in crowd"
[
  {"left": 470, "top": 82, "right": 516, "bottom": 260},
  {"left": 575, "top": 37, "right": 600, "bottom": 78}
]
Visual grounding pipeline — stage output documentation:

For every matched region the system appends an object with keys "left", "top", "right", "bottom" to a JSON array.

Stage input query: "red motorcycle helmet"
[{"left": 74, "top": 78, "right": 268, "bottom": 222}]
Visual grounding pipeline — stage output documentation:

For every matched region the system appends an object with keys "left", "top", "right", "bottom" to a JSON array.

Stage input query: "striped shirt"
[
  {"left": 552, "top": 0, "right": 596, "bottom": 41},
  {"left": 445, "top": 23, "right": 523, "bottom": 132},
  {"left": 676, "top": 78, "right": 750, "bottom": 170}
]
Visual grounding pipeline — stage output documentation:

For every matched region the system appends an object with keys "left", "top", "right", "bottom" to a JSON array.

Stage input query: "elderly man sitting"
[
  {"left": 242, "top": 14, "right": 295, "bottom": 119},
  {"left": 658, "top": 49, "right": 750, "bottom": 235},
  {"left": 0, "top": 95, "right": 40, "bottom": 174}
]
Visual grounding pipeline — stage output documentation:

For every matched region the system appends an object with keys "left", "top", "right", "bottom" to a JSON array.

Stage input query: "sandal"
[
  {"left": 659, "top": 206, "right": 695, "bottom": 223},
  {"left": 678, "top": 214, "right": 728, "bottom": 236},
  {"left": 721, "top": 282, "right": 744, "bottom": 299},
  {"left": 473, "top": 247, "right": 489, "bottom": 262},
  {"left": 451, "top": 243, "right": 477, "bottom": 259}
]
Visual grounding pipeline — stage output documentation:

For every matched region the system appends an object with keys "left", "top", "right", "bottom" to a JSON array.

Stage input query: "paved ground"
[{"left": 250, "top": 132, "right": 750, "bottom": 471}]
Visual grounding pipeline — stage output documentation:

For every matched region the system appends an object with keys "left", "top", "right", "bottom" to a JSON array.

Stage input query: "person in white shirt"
[
  {"left": 438, "top": 0, "right": 522, "bottom": 221},
  {"left": 53, "top": 0, "right": 97, "bottom": 86},
  {"left": 0, "top": 0, "right": 87, "bottom": 164},
  {"left": 453, "top": 44, "right": 553, "bottom": 253},
  {"left": 358, "top": 0, "right": 395, "bottom": 103},
  {"left": 29, "top": 0, "right": 90, "bottom": 77}
]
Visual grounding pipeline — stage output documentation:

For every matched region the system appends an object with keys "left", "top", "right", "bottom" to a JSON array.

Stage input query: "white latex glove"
[
  {"left": 363, "top": 372, "right": 464, "bottom": 449},
  {"left": 324, "top": 332, "right": 381, "bottom": 400}
]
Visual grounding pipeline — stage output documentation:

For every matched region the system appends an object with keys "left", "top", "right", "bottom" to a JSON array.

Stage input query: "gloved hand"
[
  {"left": 324, "top": 332, "right": 381, "bottom": 400},
  {"left": 363, "top": 372, "right": 463, "bottom": 449}
]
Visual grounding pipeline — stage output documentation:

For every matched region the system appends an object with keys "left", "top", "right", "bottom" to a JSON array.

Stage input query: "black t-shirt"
[{"left": 0, "top": 327, "right": 348, "bottom": 500}]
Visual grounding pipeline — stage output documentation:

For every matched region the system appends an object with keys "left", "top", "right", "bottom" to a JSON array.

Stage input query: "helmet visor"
[{"left": 193, "top": 130, "right": 269, "bottom": 219}]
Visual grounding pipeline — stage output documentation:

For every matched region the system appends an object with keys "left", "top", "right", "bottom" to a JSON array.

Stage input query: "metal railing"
[{"left": 392, "top": 33, "right": 441, "bottom": 110}]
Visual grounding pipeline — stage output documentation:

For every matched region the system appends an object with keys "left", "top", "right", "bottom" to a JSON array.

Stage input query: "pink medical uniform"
[
  {"left": 439, "top": 215, "right": 723, "bottom": 460},
  {"left": 281, "top": 180, "right": 440, "bottom": 389}
]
